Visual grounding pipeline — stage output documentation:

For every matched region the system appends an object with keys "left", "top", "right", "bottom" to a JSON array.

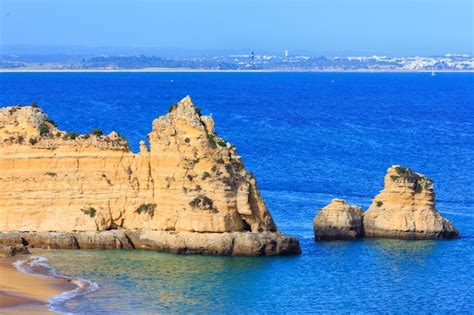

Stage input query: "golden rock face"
[
  {"left": 363, "top": 165, "right": 458, "bottom": 239},
  {"left": 313, "top": 166, "right": 459, "bottom": 240},
  {"left": 0, "top": 96, "right": 277, "bottom": 233},
  {"left": 313, "top": 198, "right": 363, "bottom": 240}
]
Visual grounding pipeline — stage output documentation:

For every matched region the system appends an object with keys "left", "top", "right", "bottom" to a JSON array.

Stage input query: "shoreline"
[
  {"left": 0, "top": 254, "right": 94, "bottom": 314},
  {"left": 0, "top": 68, "right": 473, "bottom": 73}
]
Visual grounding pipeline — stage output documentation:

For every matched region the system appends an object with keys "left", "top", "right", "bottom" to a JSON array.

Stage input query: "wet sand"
[{"left": 0, "top": 257, "right": 76, "bottom": 314}]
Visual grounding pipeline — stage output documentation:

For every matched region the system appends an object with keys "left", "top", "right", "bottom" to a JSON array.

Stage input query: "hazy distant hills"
[{"left": 0, "top": 46, "right": 472, "bottom": 71}]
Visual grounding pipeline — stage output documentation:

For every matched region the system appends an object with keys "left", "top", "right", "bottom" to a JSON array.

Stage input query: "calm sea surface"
[{"left": 1, "top": 72, "right": 473, "bottom": 313}]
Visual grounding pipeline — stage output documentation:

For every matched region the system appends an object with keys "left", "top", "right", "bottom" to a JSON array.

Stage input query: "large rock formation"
[
  {"left": 313, "top": 199, "right": 363, "bottom": 240},
  {"left": 314, "top": 166, "right": 458, "bottom": 241},
  {"left": 363, "top": 165, "right": 458, "bottom": 239},
  {"left": 0, "top": 97, "right": 300, "bottom": 255}
]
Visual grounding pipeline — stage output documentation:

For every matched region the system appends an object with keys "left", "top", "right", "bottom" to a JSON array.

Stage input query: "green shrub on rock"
[
  {"left": 65, "top": 132, "right": 79, "bottom": 140},
  {"left": 81, "top": 207, "right": 97, "bottom": 218},
  {"left": 39, "top": 123, "right": 50, "bottom": 136},
  {"left": 135, "top": 203, "right": 156, "bottom": 218},
  {"left": 90, "top": 128, "right": 103, "bottom": 136}
]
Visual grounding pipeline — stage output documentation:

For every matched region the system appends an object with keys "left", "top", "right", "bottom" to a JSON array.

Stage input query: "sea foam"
[{"left": 13, "top": 255, "right": 99, "bottom": 313}]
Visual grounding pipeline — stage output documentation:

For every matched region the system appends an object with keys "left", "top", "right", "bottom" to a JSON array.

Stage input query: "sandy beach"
[{"left": 0, "top": 257, "right": 76, "bottom": 314}]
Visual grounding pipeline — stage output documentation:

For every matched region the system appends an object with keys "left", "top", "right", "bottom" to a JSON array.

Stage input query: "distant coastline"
[
  {"left": 1, "top": 68, "right": 473, "bottom": 73},
  {"left": 2, "top": 53, "right": 472, "bottom": 72}
]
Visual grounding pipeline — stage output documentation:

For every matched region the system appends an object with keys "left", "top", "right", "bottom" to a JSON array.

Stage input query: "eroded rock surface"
[
  {"left": 0, "top": 231, "right": 130, "bottom": 250},
  {"left": 313, "top": 199, "right": 363, "bottom": 240},
  {"left": 314, "top": 166, "right": 459, "bottom": 241},
  {"left": 127, "top": 230, "right": 301, "bottom": 256},
  {"left": 363, "top": 165, "right": 458, "bottom": 239},
  {"left": 0, "top": 231, "right": 301, "bottom": 256},
  {"left": 0, "top": 244, "right": 30, "bottom": 257},
  {"left": 0, "top": 97, "right": 300, "bottom": 255}
]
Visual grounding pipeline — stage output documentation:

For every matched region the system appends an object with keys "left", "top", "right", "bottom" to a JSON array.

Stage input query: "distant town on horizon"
[{"left": 1, "top": 46, "right": 473, "bottom": 71}]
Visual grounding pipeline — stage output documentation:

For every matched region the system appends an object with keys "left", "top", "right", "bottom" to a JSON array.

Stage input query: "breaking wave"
[{"left": 13, "top": 255, "right": 99, "bottom": 314}]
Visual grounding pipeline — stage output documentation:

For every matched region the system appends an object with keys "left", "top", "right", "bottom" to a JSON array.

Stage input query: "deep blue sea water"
[{"left": 1, "top": 72, "right": 473, "bottom": 313}]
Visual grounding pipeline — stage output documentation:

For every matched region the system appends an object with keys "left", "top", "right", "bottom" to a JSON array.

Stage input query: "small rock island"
[
  {"left": 314, "top": 165, "right": 459, "bottom": 240},
  {"left": 313, "top": 199, "right": 363, "bottom": 240},
  {"left": 0, "top": 96, "right": 300, "bottom": 256}
]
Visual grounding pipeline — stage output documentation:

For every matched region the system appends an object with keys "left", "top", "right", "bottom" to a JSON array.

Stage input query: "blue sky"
[{"left": 0, "top": 0, "right": 472, "bottom": 56}]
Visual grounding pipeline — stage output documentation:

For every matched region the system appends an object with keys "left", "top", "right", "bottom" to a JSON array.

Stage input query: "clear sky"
[{"left": 0, "top": 0, "right": 472, "bottom": 56}]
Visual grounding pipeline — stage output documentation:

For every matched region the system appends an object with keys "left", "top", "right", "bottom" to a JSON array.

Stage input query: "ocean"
[{"left": 1, "top": 72, "right": 473, "bottom": 313}]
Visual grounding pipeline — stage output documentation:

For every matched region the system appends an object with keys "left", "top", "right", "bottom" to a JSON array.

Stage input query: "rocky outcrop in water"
[
  {"left": 363, "top": 165, "right": 458, "bottom": 239},
  {"left": 313, "top": 166, "right": 459, "bottom": 241},
  {"left": 0, "top": 97, "right": 300, "bottom": 256},
  {"left": 313, "top": 199, "right": 363, "bottom": 240}
]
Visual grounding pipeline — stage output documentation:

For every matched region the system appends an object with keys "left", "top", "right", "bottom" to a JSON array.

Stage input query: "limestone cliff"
[
  {"left": 363, "top": 165, "right": 458, "bottom": 239},
  {"left": 0, "top": 97, "right": 299, "bottom": 255},
  {"left": 313, "top": 199, "right": 363, "bottom": 240}
]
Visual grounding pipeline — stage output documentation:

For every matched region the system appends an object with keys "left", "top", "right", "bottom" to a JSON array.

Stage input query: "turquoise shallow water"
[
  {"left": 43, "top": 236, "right": 473, "bottom": 314},
  {"left": 1, "top": 72, "right": 473, "bottom": 313}
]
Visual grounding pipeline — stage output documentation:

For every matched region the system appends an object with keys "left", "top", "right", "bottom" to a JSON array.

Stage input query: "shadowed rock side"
[
  {"left": 0, "top": 97, "right": 300, "bottom": 256},
  {"left": 313, "top": 199, "right": 363, "bottom": 240},
  {"left": 0, "top": 244, "right": 30, "bottom": 257},
  {"left": 313, "top": 165, "right": 459, "bottom": 241},
  {"left": 363, "top": 165, "right": 458, "bottom": 239}
]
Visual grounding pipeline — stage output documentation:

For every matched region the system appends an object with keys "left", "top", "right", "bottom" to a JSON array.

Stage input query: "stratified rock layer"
[
  {"left": 0, "top": 97, "right": 300, "bottom": 256},
  {"left": 0, "top": 231, "right": 300, "bottom": 256},
  {"left": 363, "top": 165, "right": 458, "bottom": 239},
  {"left": 313, "top": 199, "right": 363, "bottom": 240}
]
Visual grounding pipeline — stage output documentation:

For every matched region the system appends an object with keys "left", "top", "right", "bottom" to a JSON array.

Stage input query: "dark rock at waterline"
[
  {"left": 127, "top": 230, "right": 301, "bottom": 256},
  {"left": 0, "top": 230, "right": 301, "bottom": 256},
  {"left": 0, "top": 244, "right": 30, "bottom": 257}
]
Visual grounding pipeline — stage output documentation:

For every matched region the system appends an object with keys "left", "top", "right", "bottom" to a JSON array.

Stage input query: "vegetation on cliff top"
[
  {"left": 90, "top": 128, "right": 104, "bottom": 136},
  {"left": 390, "top": 165, "right": 424, "bottom": 182}
]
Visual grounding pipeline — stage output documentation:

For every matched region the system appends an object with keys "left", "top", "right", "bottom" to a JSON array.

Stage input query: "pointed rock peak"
[
  {"left": 180, "top": 95, "right": 193, "bottom": 106},
  {"left": 167, "top": 95, "right": 202, "bottom": 119}
]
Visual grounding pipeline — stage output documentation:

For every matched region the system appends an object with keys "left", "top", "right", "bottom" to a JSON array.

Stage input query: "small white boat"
[{"left": 431, "top": 70, "right": 436, "bottom": 76}]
